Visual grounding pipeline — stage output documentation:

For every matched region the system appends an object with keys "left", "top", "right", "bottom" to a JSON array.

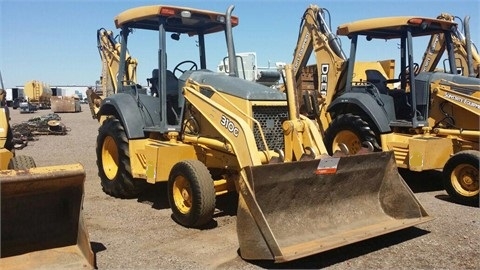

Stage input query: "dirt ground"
[{"left": 8, "top": 104, "right": 479, "bottom": 269}]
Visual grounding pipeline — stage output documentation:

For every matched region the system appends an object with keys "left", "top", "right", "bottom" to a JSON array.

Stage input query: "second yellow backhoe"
[
  {"left": 290, "top": 5, "right": 479, "bottom": 206},
  {"left": 92, "top": 4, "right": 432, "bottom": 262}
]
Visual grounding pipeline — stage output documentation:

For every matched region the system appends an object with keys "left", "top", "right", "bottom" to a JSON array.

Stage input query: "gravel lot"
[{"left": 8, "top": 104, "right": 479, "bottom": 269}]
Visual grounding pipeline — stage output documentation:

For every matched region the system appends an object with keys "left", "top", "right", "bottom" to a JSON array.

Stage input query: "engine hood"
[{"left": 180, "top": 70, "right": 286, "bottom": 101}]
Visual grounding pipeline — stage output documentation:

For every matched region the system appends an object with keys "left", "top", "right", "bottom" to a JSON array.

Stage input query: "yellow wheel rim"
[
  {"left": 172, "top": 176, "right": 192, "bottom": 214},
  {"left": 102, "top": 136, "right": 119, "bottom": 180},
  {"left": 451, "top": 164, "right": 479, "bottom": 197},
  {"left": 332, "top": 130, "right": 362, "bottom": 154}
]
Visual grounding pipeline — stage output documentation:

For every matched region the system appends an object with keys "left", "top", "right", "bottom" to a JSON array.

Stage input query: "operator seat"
[
  {"left": 149, "top": 69, "right": 180, "bottom": 124},
  {"left": 365, "top": 69, "right": 389, "bottom": 95},
  {"left": 366, "top": 69, "right": 413, "bottom": 120},
  {"left": 149, "top": 69, "right": 179, "bottom": 97}
]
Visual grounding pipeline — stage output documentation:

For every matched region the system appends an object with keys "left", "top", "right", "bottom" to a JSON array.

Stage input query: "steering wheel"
[
  {"left": 399, "top": 63, "right": 420, "bottom": 81},
  {"left": 173, "top": 60, "right": 198, "bottom": 78}
]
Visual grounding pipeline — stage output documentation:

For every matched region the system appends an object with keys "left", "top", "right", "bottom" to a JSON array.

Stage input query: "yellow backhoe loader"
[
  {"left": 93, "top": 4, "right": 432, "bottom": 263},
  {"left": 290, "top": 5, "right": 479, "bottom": 205},
  {"left": 86, "top": 27, "right": 140, "bottom": 119},
  {"left": 0, "top": 72, "right": 94, "bottom": 269},
  {"left": 419, "top": 13, "right": 479, "bottom": 77}
]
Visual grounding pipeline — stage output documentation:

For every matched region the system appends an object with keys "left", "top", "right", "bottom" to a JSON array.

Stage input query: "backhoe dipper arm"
[
  {"left": 87, "top": 28, "right": 139, "bottom": 120},
  {"left": 419, "top": 32, "right": 447, "bottom": 73},
  {"left": 292, "top": 5, "right": 346, "bottom": 80},
  {"left": 290, "top": 5, "right": 348, "bottom": 133},
  {"left": 419, "top": 14, "right": 451, "bottom": 73},
  {"left": 291, "top": 5, "right": 346, "bottom": 88},
  {"left": 97, "top": 28, "right": 138, "bottom": 96},
  {"left": 419, "top": 13, "right": 479, "bottom": 77}
]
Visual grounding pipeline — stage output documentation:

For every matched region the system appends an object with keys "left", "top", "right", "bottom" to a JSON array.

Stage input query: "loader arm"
[
  {"left": 283, "top": 64, "right": 329, "bottom": 160},
  {"left": 182, "top": 79, "right": 266, "bottom": 169}
]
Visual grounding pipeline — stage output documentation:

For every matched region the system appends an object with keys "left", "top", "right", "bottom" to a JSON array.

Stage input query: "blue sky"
[{"left": 1, "top": 0, "right": 479, "bottom": 88}]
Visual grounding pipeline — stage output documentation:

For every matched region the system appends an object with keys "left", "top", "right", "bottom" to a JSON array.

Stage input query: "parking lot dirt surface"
[{"left": 8, "top": 104, "right": 479, "bottom": 269}]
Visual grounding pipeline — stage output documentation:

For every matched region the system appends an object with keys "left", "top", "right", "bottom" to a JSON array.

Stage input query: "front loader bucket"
[
  {"left": 237, "top": 151, "right": 432, "bottom": 262},
  {"left": 0, "top": 163, "right": 95, "bottom": 269}
]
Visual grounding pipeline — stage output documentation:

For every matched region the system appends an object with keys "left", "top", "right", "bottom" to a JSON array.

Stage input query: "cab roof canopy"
[
  {"left": 337, "top": 16, "right": 457, "bottom": 39},
  {"left": 114, "top": 5, "right": 239, "bottom": 35}
]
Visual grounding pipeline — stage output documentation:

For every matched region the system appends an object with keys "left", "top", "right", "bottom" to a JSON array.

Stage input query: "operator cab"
[
  {"left": 337, "top": 16, "right": 459, "bottom": 128},
  {"left": 113, "top": 5, "right": 239, "bottom": 132}
]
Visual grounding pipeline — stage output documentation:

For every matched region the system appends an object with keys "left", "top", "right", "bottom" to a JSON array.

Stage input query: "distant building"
[
  {"left": 11, "top": 84, "right": 91, "bottom": 98},
  {"left": 46, "top": 85, "right": 92, "bottom": 98}
]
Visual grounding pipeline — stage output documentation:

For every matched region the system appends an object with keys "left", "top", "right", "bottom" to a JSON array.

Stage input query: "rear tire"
[
  {"left": 324, "top": 113, "right": 380, "bottom": 155},
  {"left": 442, "top": 150, "right": 479, "bottom": 206},
  {"left": 8, "top": 155, "right": 36, "bottom": 170},
  {"left": 96, "top": 117, "right": 146, "bottom": 198},
  {"left": 168, "top": 160, "right": 216, "bottom": 228}
]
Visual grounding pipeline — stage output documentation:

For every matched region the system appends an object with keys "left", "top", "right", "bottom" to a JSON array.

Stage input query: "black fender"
[
  {"left": 98, "top": 93, "right": 159, "bottom": 139},
  {"left": 328, "top": 92, "right": 393, "bottom": 133}
]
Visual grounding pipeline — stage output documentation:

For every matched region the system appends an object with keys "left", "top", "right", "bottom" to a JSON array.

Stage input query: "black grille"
[{"left": 252, "top": 106, "right": 288, "bottom": 151}]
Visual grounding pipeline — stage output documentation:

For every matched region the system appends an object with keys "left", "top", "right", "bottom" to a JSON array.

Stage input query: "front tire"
[
  {"left": 96, "top": 117, "right": 146, "bottom": 198},
  {"left": 8, "top": 155, "right": 36, "bottom": 170},
  {"left": 168, "top": 160, "right": 216, "bottom": 228},
  {"left": 442, "top": 150, "right": 479, "bottom": 206},
  {"left": 324, "top": 113, "right": 380, "bottom": 155}
]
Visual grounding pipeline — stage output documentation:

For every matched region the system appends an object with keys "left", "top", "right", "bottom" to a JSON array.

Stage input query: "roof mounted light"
[
  {"left": 217, "top": 15, "right": 225, "bottom": 23},
  {"left": 409, "top": 18, "right": 429, "bottom": 29},
  {"left": 408, "top": 18, "right": 423, "bottom": 25},
  {"left": 181, "top": 10, "right": 191, "bottom": 18},
  {"left": 160, "top": 7, "right": 176, "bottom": 16}
]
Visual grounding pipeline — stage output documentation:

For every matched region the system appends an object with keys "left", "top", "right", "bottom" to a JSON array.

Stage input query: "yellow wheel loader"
[
  {"left": 0, "top": 77, "right": 94, "bottom": 269},
  {"left": 290, "top": 5, "right": 479, "bottom": 206},
  {"left": 94, "top": 4, "right": 432, "bottom": 262}
]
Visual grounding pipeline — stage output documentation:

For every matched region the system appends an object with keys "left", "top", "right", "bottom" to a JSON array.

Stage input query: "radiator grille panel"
[{"left": 252, "top": 106, "right": 288, "bottom": 151}]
